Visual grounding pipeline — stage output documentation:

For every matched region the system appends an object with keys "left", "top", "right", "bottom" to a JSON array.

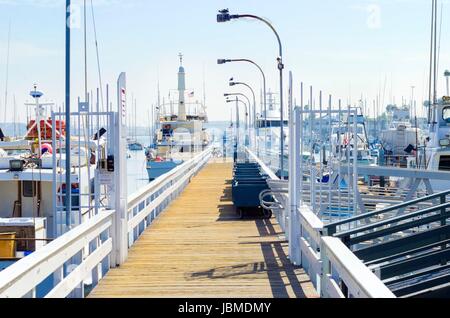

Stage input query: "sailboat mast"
[
  {"left": 428, "top": 0, "right": 436, "bottom": 124},
  {"left": 65, "top": 0, "right": 72, "bottom": 220},
  {"left": 84, "top": 0, "right": 88, "bottom": 102},
  {"left": 13, "top": 95, "right": 16, "bottom": 138},
  {"left": 134, "top": 98, "right": 137, "bottom": 140},
  {"left": 3, "top": 21, "right": 11, "bottom": 124}
]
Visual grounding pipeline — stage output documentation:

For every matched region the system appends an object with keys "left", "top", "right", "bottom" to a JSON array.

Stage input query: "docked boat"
[
  {"left": 146, "top": 55, "right": 210, "bottom": 181},
  {"left": 330, "top": 113, "right": 377, "bottom": 166},
  {"left": 127, "top": 139, "right": 144, "bottom": 151},
  {"left": 378, "top": 105, "right": 424, "bottom": 167},
  {"left": 0, "top": 87, "right": 106, "bottom": 251}
]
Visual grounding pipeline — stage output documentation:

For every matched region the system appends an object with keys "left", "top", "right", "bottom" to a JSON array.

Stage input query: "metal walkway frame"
[{"left": 324, "top": 190, "right": 450, "bottom": 297}]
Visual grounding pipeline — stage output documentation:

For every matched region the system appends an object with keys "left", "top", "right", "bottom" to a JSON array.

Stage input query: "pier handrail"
[
  {"left": 0, "top": 210, "right": 114, "bottom": 298},
  {"left": 321, "top": 237, "right": 396, "bottom": 298},
  {"left": 128, "top": 148, "right": 212, "bottom": 208},
  {"left": 324, "top": 189, "right": 450, "bottom": 236},
  {"left": 127, "top": 147, "right": 212, "bottom": 245},
  {"left": 245, "top": 146, "right": 279, "bottom": 180},
  {"left": 297, "top": 204, "right": 395, "bottom": 298}
]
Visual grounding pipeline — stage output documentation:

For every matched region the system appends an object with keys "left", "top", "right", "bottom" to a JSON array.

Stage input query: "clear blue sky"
[{"left": 0, "top": 0, "right": 447, "bottom": 123}]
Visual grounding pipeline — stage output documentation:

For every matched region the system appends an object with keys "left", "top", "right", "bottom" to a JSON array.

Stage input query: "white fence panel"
[
  {"left": 0, "top": 210, "right": 114, "bottom": 298},
  {"left": 127, "top": 147, "right": 212, "bottom": 245}
]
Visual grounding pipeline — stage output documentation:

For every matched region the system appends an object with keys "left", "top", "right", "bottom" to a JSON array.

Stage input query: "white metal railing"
[
  {"left": 297, "top": 204, "right": 395, "bottom": 298},
  {"left": 321, "top": 237, "right": 395, "bottom": 298},
  {"left": 0, "top": 210, "right": 114, "bottom": 298},
  {"left": 0, "top": 148, "right": 213, "bottom": 298},
  {"left": 127, "top": 147, "right": 212, "bottom": 246},
  {"left": 248, "top": 137, "right": 394, "bottom": 298},
  {"left": 299, "top": 206, "right": 323, "bottom": 290}
]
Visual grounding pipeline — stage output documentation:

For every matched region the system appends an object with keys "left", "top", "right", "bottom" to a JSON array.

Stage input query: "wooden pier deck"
[{"left": 89, "top": 161, "right": 318, "bottom": 298}]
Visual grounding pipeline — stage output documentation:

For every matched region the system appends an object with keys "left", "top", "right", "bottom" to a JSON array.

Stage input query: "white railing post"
[
  {"left": 111, "top": 72, "right": 128, "bottom": 267},
  {"left": 299, "top": 205, "right": 323, "bottom": 292},
  {"left": 288, "top": 73, "right": 301, "bottom": 265}
]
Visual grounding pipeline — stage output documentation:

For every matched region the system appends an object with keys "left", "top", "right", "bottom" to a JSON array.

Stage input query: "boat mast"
[
  {"left": 13, "top": 94, "right": 16, "bottom": 138},
  {"left": 65, "top": 0, "right": 72, "bottom": 225},
  {"left": 428, "top": 0, "right": 436, "bottom": 124},
  {"left": 3, "top": 21, "right": 11, "bottom": 125}
]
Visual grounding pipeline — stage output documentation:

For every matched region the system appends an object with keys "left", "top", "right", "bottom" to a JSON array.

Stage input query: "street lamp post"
[
  {"left": 226, "top": 97, "right": 249, "bottom": 146},
  {"left": 224, "top": 93, "right": 251, "bottom": 117},
  {"left": 230, "top": 80, "right": 257, "bottom": 151},
  {"left": 218, "top": 58, "right": 267, "bottom": 160},
  {"left": 217, "top": 9, "right": 285, "bottom": 179}
]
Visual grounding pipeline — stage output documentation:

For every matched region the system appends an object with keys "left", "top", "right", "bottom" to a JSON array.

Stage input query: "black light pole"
[
  {"left": 224, "top": 94, "right": 250, "bottom": 146},
  {"left": 65, "top": 0, "right": 72, "bottom": 228},
  {"left": 224, "top": 92, "right": 251, "bottom": 118},
  {"left": 227, "top": 97, "right": 240, "bottom": 159},
  {"left": 217, "top": 9, "right": 285, "bottom": 179},
  {"left": 229, "top": 80, "right": 257, "bottom": 151},
  {"left": 226, "top": 98, "right": 249, "bottom": 140},
  {"left": 218, "top": 58, "right": 267, "bottom": 157}
]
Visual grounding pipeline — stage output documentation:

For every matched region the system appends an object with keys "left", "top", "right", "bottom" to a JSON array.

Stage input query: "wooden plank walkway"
[{"left": 89, "top": 161, "right": 318, "bottom": 298}]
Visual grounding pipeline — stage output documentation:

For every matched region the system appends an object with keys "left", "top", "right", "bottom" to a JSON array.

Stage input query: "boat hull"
[
  {"left": 146, "top": 160, "right": 183, "bottom": 181},
  {"left": 128, "top": 143, "right": 143, "bottom": 151}
]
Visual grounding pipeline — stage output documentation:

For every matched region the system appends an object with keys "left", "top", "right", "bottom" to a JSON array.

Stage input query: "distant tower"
[
  {"left": 178, "top": 53, "right": 187, "bottom": 121},
  {"left": 445, "top": 70, "right": 450, "bottom": 96}
]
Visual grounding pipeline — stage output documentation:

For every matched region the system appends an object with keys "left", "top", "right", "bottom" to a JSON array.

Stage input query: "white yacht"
[
  {"left": 146, "top": 55, "right": 210, "bottom": 181},
  {"left": 379, "top": 105, "right": 424, "bottom": 167}
]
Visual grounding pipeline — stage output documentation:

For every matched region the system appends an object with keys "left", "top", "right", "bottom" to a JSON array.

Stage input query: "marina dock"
[
  {"left": 89, "top": 161, "right": 317, "bottom": 298},
  {"left": 1, "top": 2, "right": 450, "bottom": 301}
]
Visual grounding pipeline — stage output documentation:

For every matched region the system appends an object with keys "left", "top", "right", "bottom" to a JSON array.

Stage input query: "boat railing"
[
  {"left": 127, "top": 147, "right": 212, "bottom": 246},
  {"left": 0, "top": 209, "right": 114, "bottom": 298}
]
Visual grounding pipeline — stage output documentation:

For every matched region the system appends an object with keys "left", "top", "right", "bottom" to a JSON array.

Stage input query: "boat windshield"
[{"left": 444, "top": 107, "right": 450, "bottom": 123}]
